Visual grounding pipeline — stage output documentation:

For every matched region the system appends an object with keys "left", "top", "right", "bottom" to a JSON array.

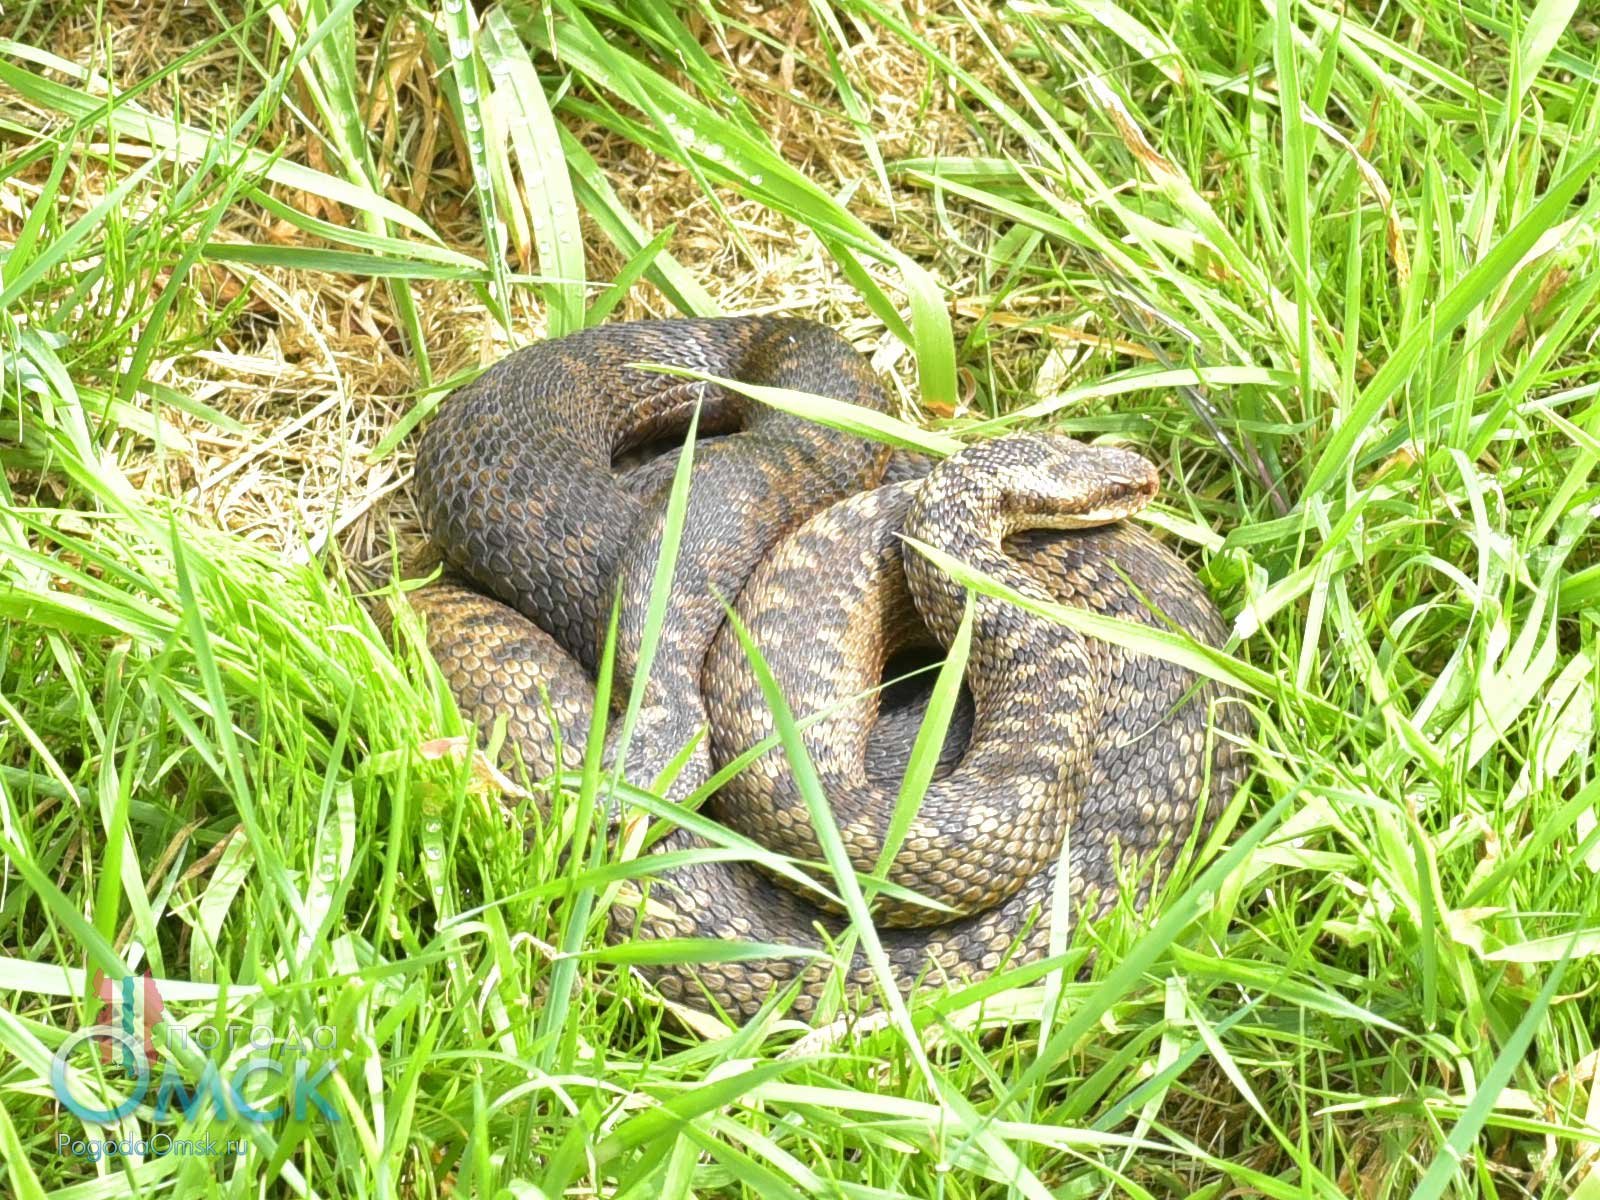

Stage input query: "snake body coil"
[{"left": 409, "top": 316, "right": 1246, "bottom": 1019}]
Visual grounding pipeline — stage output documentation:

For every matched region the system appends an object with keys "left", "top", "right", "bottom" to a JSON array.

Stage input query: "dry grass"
[{"left": 4, "top": 2, "right": 1033, "bottom": 581}]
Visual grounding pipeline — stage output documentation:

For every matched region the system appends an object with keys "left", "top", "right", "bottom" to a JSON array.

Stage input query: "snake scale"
[{"left": 407, "top": 315, "right": 1246, "bottom": 1020}]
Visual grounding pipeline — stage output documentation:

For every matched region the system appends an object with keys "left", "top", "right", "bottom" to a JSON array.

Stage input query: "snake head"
[
  {"left": 1036, "top": 437, "right": 1160, "bottom": 526},
  {"left": 927, "top": 433, "right": 1161, "bottom": 537}
]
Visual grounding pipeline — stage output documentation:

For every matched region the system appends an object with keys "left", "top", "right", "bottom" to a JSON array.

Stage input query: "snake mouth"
[
  {"left": 1059, "top": 500, "right": 1148, "bottom": 526},
  {"left": 1049, "top": 479, "right": 1160, "bottom": 527}
]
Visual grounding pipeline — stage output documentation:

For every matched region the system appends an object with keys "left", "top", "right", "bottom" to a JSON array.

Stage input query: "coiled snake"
[{"left": 407, "top": 316, "right": 1246, "bottom": 1020}]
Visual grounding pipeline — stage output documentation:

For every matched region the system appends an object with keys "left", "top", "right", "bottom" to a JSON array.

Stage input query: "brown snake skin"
[{"left": 407, "top": 315, "right": 1247, "bottom": 1020}]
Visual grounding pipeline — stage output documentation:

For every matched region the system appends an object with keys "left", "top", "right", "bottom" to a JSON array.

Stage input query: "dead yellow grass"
[{"left": 4, "top": 4, "right": 1099, "bottom": 587}]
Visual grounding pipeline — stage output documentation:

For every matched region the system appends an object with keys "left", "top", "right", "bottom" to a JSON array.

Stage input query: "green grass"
[{"left": 2, "top": 0, "right": 1599, "bottom": 1196}]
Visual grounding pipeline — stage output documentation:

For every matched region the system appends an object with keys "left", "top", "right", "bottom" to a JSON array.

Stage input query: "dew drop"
[
  {"left": 424, "top": 845, "right": 443, "bottom": 861},
  {"left": 459, "top": 83, "right": 479, "bottom": 104},
  {"left": 749, "top": 173, "right": 764, "bottom": 186},
  {"left": 537, "top": 240, "right": 553, "bottom": 257},
  {"left": 558, "top": 230, "right": 573, "bottom": 244},
  {"left": 424, "top": 819, "right": 442, "bottom": 833},
  {"left": 705, "top": 143, "right": 726, "bottom": 162},
  {"left": 464, "top": 111, "right": 481, "bottom": 132},
  {"left": 450, "top": 35, "right": 473, "bottom": 60},
  {"left": 443, "top": 0, "right": 463, "bottom": 10}
]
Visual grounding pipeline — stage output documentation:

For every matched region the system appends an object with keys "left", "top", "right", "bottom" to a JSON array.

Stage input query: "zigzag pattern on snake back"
[
  {"left": 405, "top": 315, "right": 1248, "bottom": 1020},
  {"left": 412, "top": 317, "right": 892, "bottom": 796}
]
